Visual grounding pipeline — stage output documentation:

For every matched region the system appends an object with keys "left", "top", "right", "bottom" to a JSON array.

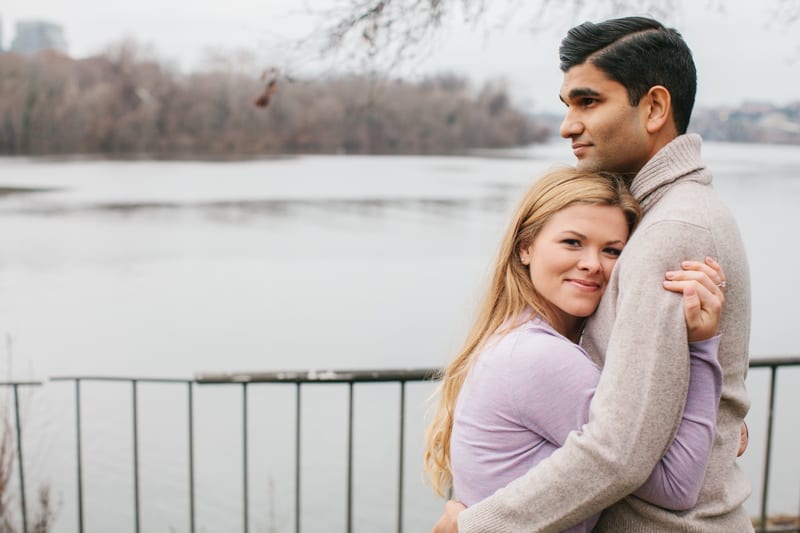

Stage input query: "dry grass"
[{"left": 0, "top": 410, "right": 56, "bottom": 533}]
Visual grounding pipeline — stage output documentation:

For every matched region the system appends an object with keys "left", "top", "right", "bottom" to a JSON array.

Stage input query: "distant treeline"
[
  {"left": 690, "top": 103, "right": 800, "bottom": 145},
  {"left": 0, "top": 46, "right": 550, "bottom": 157}
]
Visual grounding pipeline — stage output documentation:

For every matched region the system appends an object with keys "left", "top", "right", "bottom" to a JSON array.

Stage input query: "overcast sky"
[{"left": 2, "top": 0, "right": 798, "bottom": 113}]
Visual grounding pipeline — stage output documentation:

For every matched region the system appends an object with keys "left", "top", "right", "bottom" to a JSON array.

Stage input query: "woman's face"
[{"left": 519, "top": 203, "right": 629, "bottom": 339}]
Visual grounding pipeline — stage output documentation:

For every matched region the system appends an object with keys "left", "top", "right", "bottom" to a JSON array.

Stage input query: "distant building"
[{"left": 10, "top": 19, "right": 68, "bottom": 54}]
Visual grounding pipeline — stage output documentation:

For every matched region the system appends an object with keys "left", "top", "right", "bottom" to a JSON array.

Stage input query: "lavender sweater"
[{"left": 451, "top": 317, "right": 722, "bottom": 532}]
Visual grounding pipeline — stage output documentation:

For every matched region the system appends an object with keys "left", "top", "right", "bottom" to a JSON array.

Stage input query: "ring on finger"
[{"left": 717, "top": 280, "right": 727, "bottom": 288}]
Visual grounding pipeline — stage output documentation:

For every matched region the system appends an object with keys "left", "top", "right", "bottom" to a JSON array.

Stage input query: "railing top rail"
[
  {"left": 195, "top": 367, "right": 440, "bottom": 384},
  {"left": 6, "top": 356, "right": 794, "bottom": 387},
  {"left": 50, "top": 376, "right": 193, "bottom": 384},
  {"left": 195, "top": 357, "right": 800, "bottom": 384},
  {"left": 748, "top": 356, "right": 800, "bottom": 368}
]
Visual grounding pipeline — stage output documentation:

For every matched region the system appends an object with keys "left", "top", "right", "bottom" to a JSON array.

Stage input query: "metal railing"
[
  {"left": 2, "top": 358, "right": 799, "bottom": 533},
  {"left": 748, "top": 357, "right": 800, "bottom": 533},
  {"left": 0, "top": 380, "right": 43, "bottom": 533}
]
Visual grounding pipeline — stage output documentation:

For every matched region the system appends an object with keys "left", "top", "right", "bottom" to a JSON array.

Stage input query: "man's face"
[{"left": 558, "top": 63, "right": 651, "bottom": 174}]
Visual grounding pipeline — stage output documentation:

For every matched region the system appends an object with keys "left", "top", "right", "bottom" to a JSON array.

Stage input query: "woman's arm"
[
  {"left": 519, "top": 258, "right": 726, "bottom": 511},
  {"left": 634, "top": 257, "right": 726, "bottom": 509}
]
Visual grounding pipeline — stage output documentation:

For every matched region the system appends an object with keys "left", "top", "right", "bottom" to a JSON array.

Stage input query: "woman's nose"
[{"left": 578, "top": 252, "right": 601, "bottom": 273}]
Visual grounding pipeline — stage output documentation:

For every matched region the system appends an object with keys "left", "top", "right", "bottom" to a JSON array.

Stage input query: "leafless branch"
[{"left": 302, "top": 0, "right": 795, "bottom": 70}]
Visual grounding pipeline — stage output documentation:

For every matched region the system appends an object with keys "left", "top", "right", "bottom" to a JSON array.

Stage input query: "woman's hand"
[{"left": 663, "top": 257, "right": 726, "bottom": 342}]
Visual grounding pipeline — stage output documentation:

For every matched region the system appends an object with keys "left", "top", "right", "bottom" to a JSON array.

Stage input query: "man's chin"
[{"left": 575, "top": 159, "right": 601, "bottom": 173}]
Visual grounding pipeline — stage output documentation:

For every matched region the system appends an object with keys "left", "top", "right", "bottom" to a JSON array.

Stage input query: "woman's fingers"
[
  {"left": 664, "top": 279, "right": 722, "bottom": 314},
  {"left": 663, "top": 257, "right": 726, "bottom": 342},
  {"left": 682, "top": 284, "right": 702, "bottom": 329},
  {"left": 665, "top": 257, "right": 726, "bottom": 300},
  {"left": 673, "top": 257, "right": 726, "bottom": 289},
  {"left": 664, "top": 279, "right": 723, "bottom": 341}
]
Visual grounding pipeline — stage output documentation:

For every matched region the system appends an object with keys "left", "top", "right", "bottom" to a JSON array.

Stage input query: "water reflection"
[{"left": 1, "top": 195, "right": 514, "bottom": 219}]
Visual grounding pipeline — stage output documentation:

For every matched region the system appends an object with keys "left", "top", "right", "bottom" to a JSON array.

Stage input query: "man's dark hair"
[{"left": 559, "top": 16, "right": 696, "bottom": 134}]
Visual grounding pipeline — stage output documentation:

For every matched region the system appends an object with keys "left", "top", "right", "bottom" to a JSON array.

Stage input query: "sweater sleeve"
[
  {"left": 508, "top": 329, "right": 599, "bottom": 447},
  {"left": 632, "top": 336, "right": 722, "bottom": 509},
  {"left": 511, "top": 332, "right": 722, "bottom": 511},
  {"left": 458, "top": 220, "right": 716, "bottom": 532}
]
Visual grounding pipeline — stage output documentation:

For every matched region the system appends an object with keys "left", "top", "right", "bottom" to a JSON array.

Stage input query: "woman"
[{"left": 424, "top": 168, "right": 725, "bottom": 532}]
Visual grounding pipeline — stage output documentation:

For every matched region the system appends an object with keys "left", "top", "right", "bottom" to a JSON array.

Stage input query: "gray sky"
[{"left": 2, "top": 0, "right": 798, "bottom": 113}]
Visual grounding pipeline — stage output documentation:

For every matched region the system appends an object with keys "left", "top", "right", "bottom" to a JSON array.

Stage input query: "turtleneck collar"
[{"left": 629, "top": 133, "right": 711, "bottom": 213}]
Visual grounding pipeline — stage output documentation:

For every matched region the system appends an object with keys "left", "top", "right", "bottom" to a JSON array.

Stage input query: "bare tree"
[
  {"left": 300, "top": 0, "right": 798, "bottom": 70},
  {"left": 0, "top": 49, "right": 550, "bottom": 157},
  {"left": 303, "top": 0, "right": 681, "bottom": 69}
]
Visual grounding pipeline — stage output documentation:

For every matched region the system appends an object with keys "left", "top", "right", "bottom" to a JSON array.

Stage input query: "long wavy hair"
[{"left": 423, "top": 167, "right": 642, "bottom": 497}]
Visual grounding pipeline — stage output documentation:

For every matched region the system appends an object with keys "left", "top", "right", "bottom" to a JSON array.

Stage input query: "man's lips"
[{"left": 571, "top": 142, "right": 592, "bottom": 156}]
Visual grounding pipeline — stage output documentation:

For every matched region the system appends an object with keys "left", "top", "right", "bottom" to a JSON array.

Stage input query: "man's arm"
[
  {"left": 457, "top": 221, "right": 714, "bottom": 532},
  {"left": 631, "top": 335, "right": 721, "bottom": 509}
]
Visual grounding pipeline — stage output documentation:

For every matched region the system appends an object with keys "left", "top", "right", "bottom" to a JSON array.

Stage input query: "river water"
[{"left": 0, "top": 141, "right": 798, "bottom": 531}]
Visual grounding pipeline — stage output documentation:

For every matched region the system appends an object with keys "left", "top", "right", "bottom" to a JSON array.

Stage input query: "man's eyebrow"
[{"left": 560, "top": 87, "right": 602, "bottom": 103}]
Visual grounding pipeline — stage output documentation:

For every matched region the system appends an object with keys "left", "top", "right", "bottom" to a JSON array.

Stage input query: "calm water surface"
[{"left": 0, "top": 141, "right": 798, "bottom": 531}]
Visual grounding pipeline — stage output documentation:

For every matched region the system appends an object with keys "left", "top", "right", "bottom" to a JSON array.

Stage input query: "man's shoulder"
[{"left": 645, "top": 176, "right": 734, "bottom": 227}]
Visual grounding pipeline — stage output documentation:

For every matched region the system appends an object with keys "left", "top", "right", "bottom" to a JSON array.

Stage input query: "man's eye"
[{"left": 581, "top": 98, "right": 597, "bottom": 107}]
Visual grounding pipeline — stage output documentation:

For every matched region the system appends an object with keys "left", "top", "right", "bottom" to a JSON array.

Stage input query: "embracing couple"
[{"left": 425, "top": 16, "right": 752, "bottom": 533}]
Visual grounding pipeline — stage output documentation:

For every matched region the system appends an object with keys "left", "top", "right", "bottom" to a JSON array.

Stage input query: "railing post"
[
  {"left": 397, "top": 381, "right": 406, "bottom": 533},
  {"left": 346, "top": 383, "right": 354, "bottom": 533},
  {"left": 12, "top": 384, "right": 28, "bottom": 533},
  {"left": 75, "top": 379, "right": 84, "bottom": 533},
  {"left": 188, "top": 381, "right": 196, "bottom": 533},
  {"left": 242, "top": 383, "right": 249, "bottom": 533},
  {"left": 132, "top": 380, "right": 141, "bottom": 533},
  {"left": 759, "top": 366, "right": 778, "bottom": 533},
  {"left": 295, "top": 383, "right": 302, "bottom": 533}
]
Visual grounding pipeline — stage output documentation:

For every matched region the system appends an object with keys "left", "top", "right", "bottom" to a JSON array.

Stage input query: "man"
[{"left": 433, "top": 16, "right": 752, "bottom": 532}]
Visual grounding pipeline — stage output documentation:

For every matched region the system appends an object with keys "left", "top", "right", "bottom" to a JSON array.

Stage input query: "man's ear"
[{"left": 643, "top": 85, "right": 672, "bottom": 134}]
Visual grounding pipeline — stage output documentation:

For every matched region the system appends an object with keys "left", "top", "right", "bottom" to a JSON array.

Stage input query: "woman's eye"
[
  {"left": 563, "top": 239, "right": 581, "bottom": 247},
  {"left": 604, "top": 247, "right": 623, "bottom": 257}
]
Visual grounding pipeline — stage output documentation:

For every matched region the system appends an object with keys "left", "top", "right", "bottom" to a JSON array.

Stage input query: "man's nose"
[{"left": 559, "top": 110, "right": 582, "bottom": 139}]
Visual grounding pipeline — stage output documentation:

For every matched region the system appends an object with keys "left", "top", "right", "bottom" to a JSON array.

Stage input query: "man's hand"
[
  {"left": 432, "top": 500, "right": 466, "bottom": 533},
  {"left": 738, "top": 421, "right": 749, "bottom": 457}
]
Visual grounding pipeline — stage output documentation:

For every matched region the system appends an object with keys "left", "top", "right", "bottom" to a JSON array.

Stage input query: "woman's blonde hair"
[{"left": 423, "top": 167, "right": 642, "bottom": 497}]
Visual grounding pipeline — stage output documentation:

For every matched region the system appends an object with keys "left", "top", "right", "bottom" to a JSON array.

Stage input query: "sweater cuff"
[{"left": 458, "top": 503, "right": 503, "bottom": 533}]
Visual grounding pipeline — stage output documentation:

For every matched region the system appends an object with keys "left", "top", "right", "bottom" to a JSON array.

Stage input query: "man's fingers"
[
  {"left": 446, "top": 500, "right": 466, "bottom": 513},
  {"left": 737, "top": 421, "right": 749, "bottom": 457},
  {"left": 432, "top": 500, "right": 465, "bottom": 533}
]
